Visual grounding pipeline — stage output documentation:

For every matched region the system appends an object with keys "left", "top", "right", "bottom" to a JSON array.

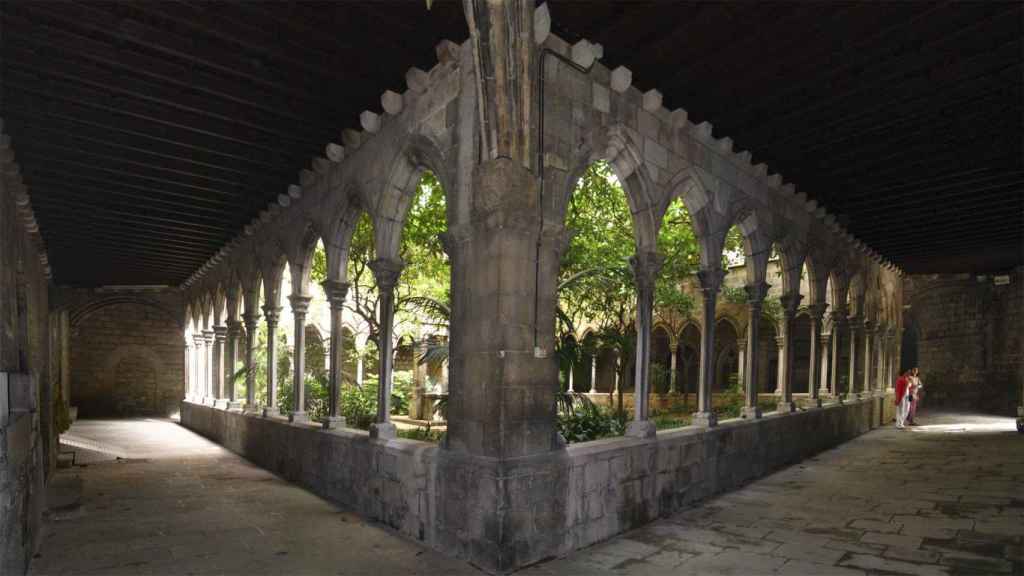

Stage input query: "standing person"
[
  {"left": 907, "top": 367, "right": 923, "bottom": 425},
  {"left": 894, "top": 369, "right": 911, "bottom": 429}
]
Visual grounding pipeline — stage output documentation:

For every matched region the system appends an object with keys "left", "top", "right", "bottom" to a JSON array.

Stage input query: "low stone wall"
[
  {"left": 182, "top": 393, "right": 894, "bottom": 573},
  {"left": 561, "top": 395, "right": 894, "bottom": 553},
  {"left": 180, "top": 403, "right": 437, "bottom": 544}
]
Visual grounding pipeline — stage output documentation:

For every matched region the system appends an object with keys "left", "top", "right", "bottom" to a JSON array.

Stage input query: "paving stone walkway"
[
  {"left": 523, "top": 411, "right": 1024, "bottom": 576},
  {"left": 31, "top": 418, "right": 481, "bottom": 576}
]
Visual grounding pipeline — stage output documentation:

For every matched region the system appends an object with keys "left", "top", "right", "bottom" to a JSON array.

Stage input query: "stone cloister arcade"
[{"left": 172, "top": 5, "right": 903, "bottom": 570}]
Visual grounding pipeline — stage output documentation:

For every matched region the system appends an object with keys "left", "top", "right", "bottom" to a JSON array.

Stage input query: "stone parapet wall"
[
  {"left": 183, "top": 394, "right": 894, "bottom": 573},
  {"left": 180, "top": 402, "right": 435, "bottom": 545}
]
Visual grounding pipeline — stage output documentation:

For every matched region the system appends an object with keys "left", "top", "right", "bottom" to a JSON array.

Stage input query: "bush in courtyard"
[{"left": 556, "top": 392, "right": 626, "bottom": 443}]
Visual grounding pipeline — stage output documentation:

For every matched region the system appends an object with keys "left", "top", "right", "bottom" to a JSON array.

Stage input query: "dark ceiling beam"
[
  {"left": 2, "top": 105, "right": 300, "bottom": 177},
  {"left": 838, "top": 169, "right": 1023, "bottom": 206},
  {"left": 0, "top": 10, "right": 339, "bottom": 127},
  {"left": 27, "top": 181, "right": 233, "bottom": 218},
  {"left": 34, "top": 211, "right": 229, "bottom": 244},
  {"left": 29, "top": 195, "right": 231, "bottom": 232},
  {"left": 37, "top": 226, "right": 221, "bottom": 254},
  {"left": 23, "top": 166, "right": 238, "bottom": 209},
  {"left": 46, "top": 249, "right": 201, "bottom": 272},
  {"left": 848, "top": 193, "right": 1023, "bottom": 218},
  {"left": 4, "top": 48, "right": 335, "bottom": 150}
]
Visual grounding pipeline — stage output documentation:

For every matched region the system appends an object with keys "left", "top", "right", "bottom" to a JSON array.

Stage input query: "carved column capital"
[
  {"left": 288, "top": 294, "right": 313, "bottom": 316},
  {"left": 241, "top": 312, "right": 260, "bottom": 331},
  {"left": 193, "top": 334, "right": 208, "bottom": 347},
  {"left": 807, "top": 302, "right": 829, "bottom": 323},
  {"left": 629, "top": 251, "right": 664, "bottom": 293},
  {"left": 369, "top": 258, "right": 405, "bottom": 291},
  {"left": 321, "top": 280, "right": 350, "bottom": 310},
  {"left": 779, "top": 293, "right": 803, "bottom": 317},
  {"left": 202, "top": 329, "right": 216, "bottom": 343},
  {"left": 212, "top": 325, "right": 228, "bottom": 343},
  {"left": 261, "top": 305, "right": 282, "bottom": 325},
  {"left": 744, "top": 281, "right": 771, "bottom": 306},
  {"left": 696, "top": 266, "right": 726, "bottom": 295}
]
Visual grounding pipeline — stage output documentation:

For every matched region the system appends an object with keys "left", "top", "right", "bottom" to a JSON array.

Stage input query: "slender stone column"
[
  {"left": 184, "top": 341, "right": 193, "bottom": 400},
  {"left": 830, "top": 310, "right": 846, "bottom": 402},
  {"left": 212, "top": 325, "right": 228, "bottom": 408},
  {"left": 567, "top": 362, "right": 575, "bottom": 393},
  {"left": 693, "top": 267, "right": 725, "bottom": 427},
  {"left": 262, "top": 305, "right": 282, "bottom": 417},
  {"left": 777, "top": 294, "right": 801, "bottom": 413},
  {"left": 369, "top": 258, "right": 403, "bottom": 440},
  {"left": 322, "top": 281, "right": 350, "bottom": 430},
  {"left": 589, "top": 355, "right": 598, "bottom": 394},
  {"left": 806, "top": 303, "right": 828, "bottom": 408},
  {"left": 742, "top": 282, "right": 769, "bottom": 419},
  {"left": 287, "top": 295, "right": 313, "bottom": 424},
  {"left": 202, "top": 330, "right": 215, "bottom": 404},
  {"left": 193, "top": 334, "right": 206, "bottom": 403},
  {"left": 887, "top": 330, "right": 897, "bottom": 390},
  {"left": 846, "top": 317, "right": 862, "bottom": 401},
  {"left": 668, "top": 346, "right": 677, "bottom": 395},
  {"left": 819, "top": 332, "right": 832, "bottom": 397},
  {"left": 242, "top": 312, "right": 260, "bottom": 412},
  {"left": 626, "top": 252, "right": 662, "bottom": 437},
  {"left": 225, "top": 320, "right": 243, "bottom": 410},
  {"left": 877, "top": 330, "right": 888, "bottom": 392},
  {"left": 775, "top": 335, "right": 785, "bottom": 395},
  {"left": 862, "top": 322, "right": 874, "bottom": 395},
  {"left": 737, "top": 342, "right": 746, "bottom": 390}
]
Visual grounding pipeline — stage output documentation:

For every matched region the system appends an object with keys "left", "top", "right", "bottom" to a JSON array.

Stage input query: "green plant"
[
  {"left": 397, "top": 423, "right": 445, "bottom": 443},
  {"left": 555, "top": 392, "right": 627, "bottom": 443},
  {"left": 391, "top": 370, "right": 414, "bottom": 415}
]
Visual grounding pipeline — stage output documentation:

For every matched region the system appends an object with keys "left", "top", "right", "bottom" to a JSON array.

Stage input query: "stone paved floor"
[
  {"left": 523, "top": 411, "right": 1024, "bottom": 576},
  {"left": 31, "top": 418, "right": 482, "bottom": 576}
]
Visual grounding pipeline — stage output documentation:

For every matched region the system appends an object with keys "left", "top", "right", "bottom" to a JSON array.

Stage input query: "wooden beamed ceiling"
[{"left": 1, "top": 1, "right": 1020, "bottom": 286}]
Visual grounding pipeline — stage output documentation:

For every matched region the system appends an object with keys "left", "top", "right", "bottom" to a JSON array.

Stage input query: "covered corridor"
[
  {"left": 524, "top": 411, "right": 1024, "bottom": 575},
  {"left": 31, "top": 418, "right": 480, "bottom": 576}
]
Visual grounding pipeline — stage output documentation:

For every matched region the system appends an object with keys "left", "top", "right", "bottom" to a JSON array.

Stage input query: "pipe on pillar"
[
  {"left": 777, "top": 293, "right": 801, "bottom": 413},
  {"left": 288, "top": 295, "right": 313, "bottom": 423},
  {"left": 693, "top": 267, "right": 725, "bottom": 427},
  {"left": 262, "top": 305, "right": 282, "bottom": 417},
  {"left": 322, "top": 281, "right": 350, "bottom": 429},
  {"left": 742, "top": 281, "right": 769, "bottom": 419},
  {"left": 242, "top": 312, "right": 260, "bottom": 412},
  {"left": 369, "top": 258, "right": 404, "bottom": 440},
  {"left": 806, "top": 303, "right": 828, "bottom": 408},
  {"left": 626, "top": 252, "right": 662, "bottom": 437}
]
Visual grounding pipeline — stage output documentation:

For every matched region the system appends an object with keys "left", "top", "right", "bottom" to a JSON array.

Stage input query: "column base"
[
  {"left": 369, "top": 422, "right": 397, "bottom": 440},
  {"left": 741, "top": 406, "right": 763, "bottom": 419},
  {"left": 245, "top": 403, "right": 261, "bottom": 414},
  {"left": 202, "top": 396, "right": 214, "bottom": 406},
  {"left": 323, "top": 416, "right": 347, "bottom": 430},
  {"left": 845, "top": 393, "right": 860, "bottom": 403},
  {"left": 262, "top": 406, "right": 281, "bottom": 418},
  {"left": 691, "top": 411, "right": 718, "bottom": 428},
  {"left": 625, "top": 420, "right": 657, "bottom": 438},
  {"left": 806, "top": 396, "right": 823, "bottom": 409},
  {"left": 1017, "top": 407, "right": 1023, "bottom": 434},
  {"left": 213, "top": 399, "right": 229, "bottom": 410},
  {"left": 226, "top": 400, "right": 244, "bottom": 412},
  {"left": 288, "top": 411, "right": 309, "bottom": 424},
  {"left": 777, "top": 401, "right": 797, "bottom": 413}
]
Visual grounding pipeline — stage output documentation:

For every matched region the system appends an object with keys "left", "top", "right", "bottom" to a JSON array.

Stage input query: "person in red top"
[{"left": 894, "top": 370, "right": 911, "bottom": 429}]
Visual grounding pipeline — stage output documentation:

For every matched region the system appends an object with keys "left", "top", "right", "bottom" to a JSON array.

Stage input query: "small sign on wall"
[{"left": 993, "top": 275, "right": 1011, "bottom": 286}]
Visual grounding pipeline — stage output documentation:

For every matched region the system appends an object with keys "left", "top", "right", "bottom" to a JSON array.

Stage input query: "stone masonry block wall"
[
  {"left": 180, "top": 402, "right": 435, "bottom": 545},
  {"left": 61, "top": 289, "right": 184, "bottom": 417},
  {"left": 183, "top": 396, "right": 893, "bottom": 573},
  {"left": 904, "top": 270, "right": 1023, "bottom": 414}
]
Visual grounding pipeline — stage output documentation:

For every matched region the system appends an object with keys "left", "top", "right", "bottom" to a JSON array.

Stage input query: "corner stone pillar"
[
  {"left": 323, "top": 281, "right": 350, "bottom": 430},
  {"left": 288, "top": 294, "right": 313, "bottom": 424},
  {"left": 806, "top": 303, "right": 828, "bottom": 408},
  {"left": 242, "top": 312, "right": 260, "bottom": 412},
  {"left": 847, "top": 317, "right": 862, "bottom": 401},
  {"left": 369, "top": 258, "right": 403, "bottom": 439},
  {"left": 627, "top": 251, "right": 662, "bottom": 438},
  {"left": 262, "top": 305, "right": 282, "bottom": 417},
  {"left": 742, "top": 282, "right": 769, "bottom": 419},
  {"left": 777, "top": 294, "right": 802, "bottom": 413},
  {"left": 693, "top": 267, "right": 725, "bottom": 427}
]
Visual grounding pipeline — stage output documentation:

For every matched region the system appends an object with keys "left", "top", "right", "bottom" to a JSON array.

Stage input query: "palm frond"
[
  {"left": 417, "top": 342, "right": 450, "bottom": 366},
  {"left": 403, "top": 295, "right": 451, "bottom": 325}
]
